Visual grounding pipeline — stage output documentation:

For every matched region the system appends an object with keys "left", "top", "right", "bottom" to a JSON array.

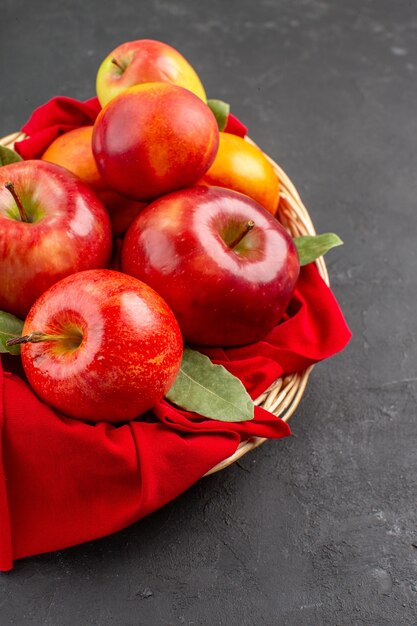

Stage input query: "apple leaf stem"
[
  {"left": 111, "top": 57, "right": 126, "bottom": 72},
  {"left": 6, "top": 331, "right": 67, "bottom": 346},
  {"left": 4, "top": 181, "right": 30, "bottom": 222},
  {"left": 228, "top": 220, "right": 255, "bottom": 249}
]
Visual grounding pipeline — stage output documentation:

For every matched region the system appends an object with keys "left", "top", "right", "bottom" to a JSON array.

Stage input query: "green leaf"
[
  {"left": 207, "top": 99, "right": 230, "bottom": 132},
  {"left": 0, "top": 145, "right": 22, "bottom": 166},
  {"left": 166, "top": 347, "right": 254, "bottom": 422},
  {"left": 294, "top": 233, "right": 343, "bottom": 266},
  {"left": 0, "top": 311, "right": 24, "bottom": 355}
]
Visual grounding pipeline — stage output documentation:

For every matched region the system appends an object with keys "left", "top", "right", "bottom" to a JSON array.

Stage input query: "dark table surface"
[{"left": 1, "top": 0, "right": 416, "bottom": 624}]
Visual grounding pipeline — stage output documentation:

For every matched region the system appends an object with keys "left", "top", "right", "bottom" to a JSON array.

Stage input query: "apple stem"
[
  {"left": 111, "top": 57, "right": 126, "bottom": 72},
  {"left": 229, "top": 220, "right": 255, "bottom": 249},
  {"left": 7, "top": 332, "right": 65, "bottom": 347},
  {"left": 4, "top": 181, "right": 30, "bottom": 223}
]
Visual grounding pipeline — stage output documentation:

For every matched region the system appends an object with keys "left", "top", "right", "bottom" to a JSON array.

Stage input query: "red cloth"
[
  {"left": 0, "top": 97, "right": 351, "bottom": 571},
  {"left": 0, "top": 266, "right": 350, "bottom": 571},
  {"left": 224, "top": 112, "right": 247, "bottom": 137},
  {"left": 15, "top": 97, "right": 101, "bottom": 159}
]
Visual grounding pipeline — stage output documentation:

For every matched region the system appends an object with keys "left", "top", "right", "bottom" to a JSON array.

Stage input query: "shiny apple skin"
[
  {"left": 92, "top": 83, "right": 219, "bottom": 201},
  {"left": 121, "top": 186, "right": 300, "bottom": 347},
  {"left": 0, "top": 161, "right": 112, "bottom": 319},
  {"left": 96, "top": 39, "right": 206, "bottom": 107},
  {"left": 21, "top": 269, "right": 183, "bottom": 423}
]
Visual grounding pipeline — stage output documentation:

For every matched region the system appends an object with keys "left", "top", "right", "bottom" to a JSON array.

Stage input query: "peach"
[
  {"left": 42, "top": 126, "right": 105, "bottom": 192},
  {"left": 199, "top": 132, "right": 280, "bottom": 215}
]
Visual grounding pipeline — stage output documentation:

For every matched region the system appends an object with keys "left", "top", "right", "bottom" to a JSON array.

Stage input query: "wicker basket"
[{"left": 0, "top": 130, "right": 329, "bottom": 476}]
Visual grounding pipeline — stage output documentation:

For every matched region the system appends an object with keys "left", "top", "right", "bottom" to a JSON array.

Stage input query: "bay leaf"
[
  {"left": 294, "top": 233, "right": 343, "bottom": 266},
  {"left": 207, "top": 99, "right": 230, "bottom": 132},
  {"left": 166, "top": 347, "right": 254, "bottom": 422},
  {"left": 0, "top": 145, "right": 22, "bottom": 166},
  {"left": 0, "top": 311, "right": 24, "bottom": 355}
]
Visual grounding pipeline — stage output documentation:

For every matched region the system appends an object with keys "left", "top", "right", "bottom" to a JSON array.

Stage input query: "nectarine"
[{"left": 200, "top": 133, "right": 280, "bottom": 214}]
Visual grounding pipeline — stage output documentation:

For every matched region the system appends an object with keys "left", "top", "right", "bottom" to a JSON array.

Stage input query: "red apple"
[
  {"left": 0, "top": 160, "right": 112, "bottom": 318},
  {"left": 96, "top": 39, "right": 207, "bottom": 107},
  {"left": 92, "top": 83, "right": 219, "bottom": 201},
  {"left": 14, "top": 269, "right": 183, "bottom": 422},
  {"left": 121, "top": 186, "right": 300, "bottom": 347}
]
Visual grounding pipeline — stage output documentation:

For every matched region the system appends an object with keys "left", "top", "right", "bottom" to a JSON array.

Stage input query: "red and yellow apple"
[
  {"left": 41, "top": 126, "right": 147, "bottom": 236},
  {"left": 93, "top": 83, "right": 219, "bottom": 201},
  {"left": 15, "top": 269, "right": 183, "bottom": 422},
  {"left": 0, "top": 160, "right": 112, "bottom": 318},
  {"left": 121, "top": 186, "right": 299, "bottom": 347},
  {"left": 96, "top": 39, "right": 206, "bottom": 107}
]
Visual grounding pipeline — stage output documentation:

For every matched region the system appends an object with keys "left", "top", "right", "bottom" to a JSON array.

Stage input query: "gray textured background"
[{"left": 1, "top": 0, "right": 416, "bottom": 624}]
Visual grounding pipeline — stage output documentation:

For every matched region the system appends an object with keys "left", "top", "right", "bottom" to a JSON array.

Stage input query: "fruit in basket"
[
  {"left": 199, "top": 132, "right": 280, "bottom": 214},
  {"left": 121, "top": 186, "right": 299, "bottom": 347},
  {"left": 92, "top": 83, "right": 219, "bottom": 201},
  {"left": 0, "top": 161, "right": 112, "bottom": 319},
  {"left": 12, "top": 269, "right": 183, "bottom": 422},
  {"left": 41, "top": 126, "right": 106, "bottom": 191},
  {"left": 41, "top": 126, "right": 147, "bottom": 235},
  {"left": 96, "top": 39, "right": 206, "bottom": 107},
  {"left": 98, "top": 190, "right": 147, "bottom": 237}
]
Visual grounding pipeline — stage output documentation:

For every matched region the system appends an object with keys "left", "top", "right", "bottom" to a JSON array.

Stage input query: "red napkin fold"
[
  {"left": 15, "top": 97, "right": 101, "bottom": 159},
  {"left": 0, "top": 97, "right": 351, "bottom": 571}
]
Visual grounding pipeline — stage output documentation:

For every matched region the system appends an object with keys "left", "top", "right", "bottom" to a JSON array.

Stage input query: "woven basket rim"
[{"left": 0, "top": 130, "right": 328, "bottom": 477}]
